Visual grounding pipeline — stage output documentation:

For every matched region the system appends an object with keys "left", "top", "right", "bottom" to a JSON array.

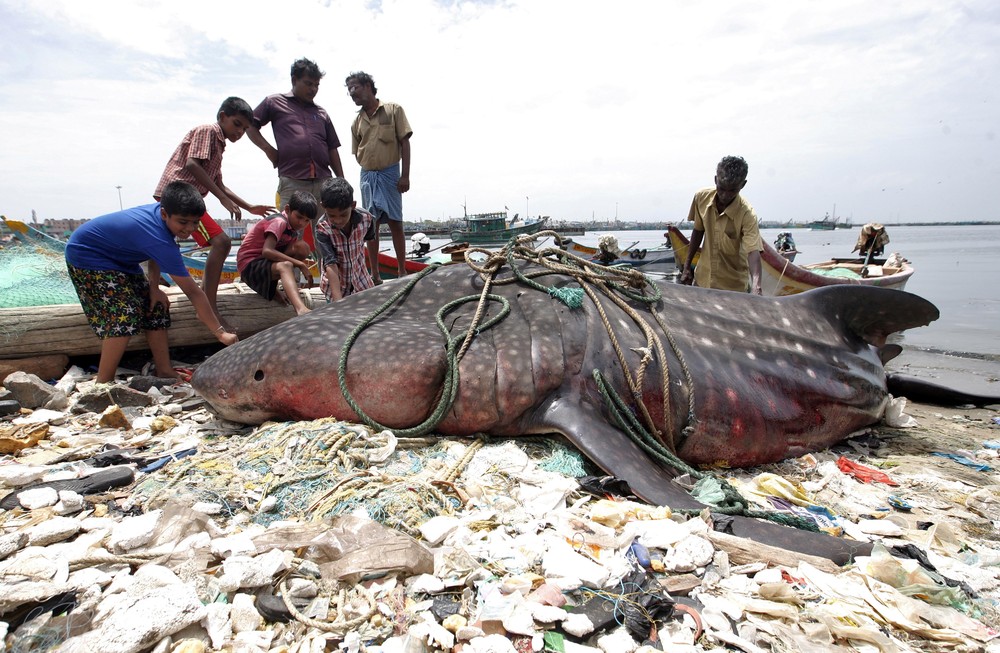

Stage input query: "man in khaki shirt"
[
  {"left": 679, "top": 156, "right": 763, "bottom": 294},
  {"left": 345, "top": 71, "right": 413, "bottom": 281}
]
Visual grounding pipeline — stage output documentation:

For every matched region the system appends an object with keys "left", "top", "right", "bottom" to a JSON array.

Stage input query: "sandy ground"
[{"left": 887, "top": 348, "right": 1000, "bottom": 399}]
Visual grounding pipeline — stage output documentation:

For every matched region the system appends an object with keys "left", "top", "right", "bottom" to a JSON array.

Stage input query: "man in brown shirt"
[
  {"left": 346, "top": 71, "right": 412, "bottom": 281},
  {"left": 679, "top": 156, "right": 763, "bottom": 294}
]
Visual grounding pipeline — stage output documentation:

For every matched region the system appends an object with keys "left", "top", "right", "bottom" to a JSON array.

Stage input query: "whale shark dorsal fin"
[
  {"left": 796, "top": 286, "right": 939, "bottom": 348},
  {"left": 879, "top": 344, "right": 903, "bottom": 364}
]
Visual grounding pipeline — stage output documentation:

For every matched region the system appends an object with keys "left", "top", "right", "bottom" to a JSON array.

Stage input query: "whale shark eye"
[{"left": 254, "top": 370, "right": 264, "bottom": 382}]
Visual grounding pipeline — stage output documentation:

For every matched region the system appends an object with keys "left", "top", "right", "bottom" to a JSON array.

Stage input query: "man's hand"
[
  {"left": 298, "top": 261, "right": 314, "bottom": 288},
  {"left": 679, "top": 266, "right": 694, "bottom": 286},
  {"left": 248, "top": 204, "right": 275, "bottom": 217},
  {"left": 265, "top": 147, "right": 279, "bottom": 168},
  {"left": 221, "top": 196, "right": 242, "bottom": 220},
  {"left": 397, "top": 176, "right": 410, "bottom": 194}
]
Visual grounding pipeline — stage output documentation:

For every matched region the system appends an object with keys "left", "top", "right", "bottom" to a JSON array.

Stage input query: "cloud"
[{"left": 1, "top": 0, "right": 998, "bottom": 224}]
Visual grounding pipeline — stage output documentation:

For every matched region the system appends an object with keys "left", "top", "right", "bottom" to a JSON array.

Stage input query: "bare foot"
[
  {"left": 154, "top": 367, "right": 182, "bottom": 380},
  {"left": 295, "top": 306, "right": 312, "bottom": 316}
]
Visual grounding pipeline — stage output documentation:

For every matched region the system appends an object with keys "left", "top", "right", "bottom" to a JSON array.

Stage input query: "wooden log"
[
  {"left": 0, "top": 283, "right": 325, "bottom": 360},
  {"left": 706, "top": 530, "right": 840, "bottom": 574},
  {"left": 0, "top": 354, "right": 69, "bottom": 380}
]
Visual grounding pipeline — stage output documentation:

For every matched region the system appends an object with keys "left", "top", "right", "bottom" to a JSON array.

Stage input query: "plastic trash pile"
[{"left": 2, "top": 365, "right": 1000, "bottom": 652}]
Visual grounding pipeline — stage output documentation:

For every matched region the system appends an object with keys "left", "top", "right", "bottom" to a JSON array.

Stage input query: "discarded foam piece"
[
  {"left": 54, "top": 490, "right": 85, "bottom": 515},
  {"left": 0, "top": 463, "right": 49, "bottom": 487},
  {"left": 15, "top": 486, "right": 59, "bottom": 510},
  {"left": 597, "top": 628, "right": 640, "bottom": 653},
  {"left": 108, "top": 509, "right": 163, "bottom": 553},
  {"left": 59, "top": 583, "right": 207, "bottom": 653},
  {"left": 202, "top": 602, "right": 232, "bottom": 649},
  {"left": 217, "top": 548, "right": 289, "bottom": 593},
  {"left": 26, "top": 515, "right": 81, "bottom": 546},
  {"left": 0, "top": 531, "right": 29, "bottom": 561},
  {"left": 229, "top": 592, "right": 262, "bottom": 633}
]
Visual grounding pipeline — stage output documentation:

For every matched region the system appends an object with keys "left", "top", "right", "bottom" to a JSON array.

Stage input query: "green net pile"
[{"left": 0, "top": 239, "right": 79, "bottom": 308}]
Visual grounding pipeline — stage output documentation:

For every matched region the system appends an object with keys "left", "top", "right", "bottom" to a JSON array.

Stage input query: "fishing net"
[
  {"left": 132, "top": 418, "right": 589, "bottom": 534},
  {"left": 0, "top": 238, "right": 79, "bottom": 308}
]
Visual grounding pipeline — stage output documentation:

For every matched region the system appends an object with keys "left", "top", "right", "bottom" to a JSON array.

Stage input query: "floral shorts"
[{"left": 67, "top": 264, "right": 171, "bottom": 339}]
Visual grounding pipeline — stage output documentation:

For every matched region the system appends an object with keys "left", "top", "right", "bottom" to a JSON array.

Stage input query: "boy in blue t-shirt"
[{"left": 66, "top": 181, "right": 239, "bottom": 383}]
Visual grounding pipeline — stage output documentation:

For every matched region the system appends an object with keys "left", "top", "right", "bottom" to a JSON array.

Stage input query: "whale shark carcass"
[{"left": 192, "top": 261, "right": 938, "bottom": 507}]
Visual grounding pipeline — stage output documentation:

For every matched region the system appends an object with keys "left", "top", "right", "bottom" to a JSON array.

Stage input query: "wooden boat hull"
[
  {"left": 605, "top": 247, "right": 676, "bottom": 276},
  {"left": 561, "top": 237, "right": 675, "bottom": 276},
  {"left": 665, "top": 225, "right": 700, "bottom": 269},
  {"left": 760, "top": 240, "right": 913, "bottom": 296},
  {"left": 374, "top": 252, "right": 430, "bottom": 280},
  {"left": 180, "top": 252, "right": 241, "bottom": 284}
]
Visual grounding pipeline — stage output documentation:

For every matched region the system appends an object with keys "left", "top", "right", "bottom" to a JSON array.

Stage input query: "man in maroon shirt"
[{"left": 248, "top": 58, "right": 345, "bottom": 210}]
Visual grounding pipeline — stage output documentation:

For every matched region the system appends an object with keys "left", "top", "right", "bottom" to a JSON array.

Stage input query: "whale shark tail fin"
[{"left": 802, "top": 286, "right": 939, "bottom": 349}]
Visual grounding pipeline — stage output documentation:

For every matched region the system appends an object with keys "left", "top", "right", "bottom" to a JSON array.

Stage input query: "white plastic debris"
[
  {"left": 108, "top": 510, "right": 163, "bottom": 553},
  {"left": 17, "top": 486, "right": 59, "bottom": 510}
]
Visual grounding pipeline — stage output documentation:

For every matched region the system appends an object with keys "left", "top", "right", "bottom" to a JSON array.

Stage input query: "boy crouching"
[{"left": 235, "top": 191, "right": 318, "bottom": 315}]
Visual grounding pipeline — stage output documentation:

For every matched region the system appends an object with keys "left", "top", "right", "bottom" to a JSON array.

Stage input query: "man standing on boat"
[
  {"left": 679, "top": 156, "right": 763, "bottom": 294},
  {"left": 345, "top": 71, "right": 413, "bottom": 282}
]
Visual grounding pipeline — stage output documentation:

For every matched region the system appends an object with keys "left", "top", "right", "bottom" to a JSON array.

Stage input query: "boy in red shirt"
[
  {"left": 154, "top": 97, "right": 274, "bottom": 328},
  {"left": 236, "top": 191, "right": 318, "bottom": 315}
]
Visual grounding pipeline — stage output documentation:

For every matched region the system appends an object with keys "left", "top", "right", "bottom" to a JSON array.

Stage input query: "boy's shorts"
[
  {"left": 67, "top": 264, "right": 171, "bottom": 338},
  {"left": 240, "top": 258, "right": 279, "bottom": 301},
  {"left": 191, "top": 211, "right": 224, "bottom": 247}
]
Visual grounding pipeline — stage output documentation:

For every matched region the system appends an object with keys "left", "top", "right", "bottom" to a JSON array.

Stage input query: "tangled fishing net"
[{"left": 132, "top": 418, "right": 590, "bottom": 534}]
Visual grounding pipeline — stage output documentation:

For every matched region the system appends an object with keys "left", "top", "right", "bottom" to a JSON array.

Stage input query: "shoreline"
[{"left": 886, "top": 348, "right": 1000, "bottom": 399}]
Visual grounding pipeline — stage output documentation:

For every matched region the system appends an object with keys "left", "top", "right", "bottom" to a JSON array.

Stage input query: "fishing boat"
[
  {"left": 773, "top": 231, "right": 800, "bottom": 262},
  {"left": 808, "top": 217, "right": 838, "bottom": 230},
  {"left": 666, "top": 221, "right": 914, "bottom": 296},
  {"left": 562, "top": 234, "right": 676, "bottom": 277},
  {"left": 450, "top": 211, "right": 549, "bottom": 244},
  {"left": 665, "top": 225, "right": 700, "bottom": 270},
  {"left": 180, "top": 249, "right": 241, "bottom": 284},
  {"left": 375, "top": 251, "right": 429, "bottom": 280}
]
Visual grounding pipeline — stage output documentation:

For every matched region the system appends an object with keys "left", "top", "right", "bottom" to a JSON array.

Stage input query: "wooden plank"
[{"left": 0, "top": 283, "right": 324, "bottom": 360}]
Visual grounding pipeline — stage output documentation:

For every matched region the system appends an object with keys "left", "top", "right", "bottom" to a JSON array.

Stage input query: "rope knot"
[{"left": 547, "top": 286, "right": 584, "bottom": 308}]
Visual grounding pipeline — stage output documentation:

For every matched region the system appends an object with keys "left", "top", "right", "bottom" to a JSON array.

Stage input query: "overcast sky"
[{"left": 1, "top": 0, "right": 997, "bottom": 226}]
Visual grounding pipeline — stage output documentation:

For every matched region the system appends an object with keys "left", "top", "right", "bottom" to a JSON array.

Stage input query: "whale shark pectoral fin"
[
  {"left": 879, "top": 344, "right": 903, "bottom": 364},
  {"left": 534, "top": 396, "right": 704, "bottom": 511},
  {"left": 887, "top": 373, "right": 1000, "bottom": 407}
]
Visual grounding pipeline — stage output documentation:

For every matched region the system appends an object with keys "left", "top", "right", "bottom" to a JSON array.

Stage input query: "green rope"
[
  {"left": 337, "top": 265, "right": 511, "bottom": 437},
  {"left": 592, "top": 370, "right": 818, "bottom": 532}
]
